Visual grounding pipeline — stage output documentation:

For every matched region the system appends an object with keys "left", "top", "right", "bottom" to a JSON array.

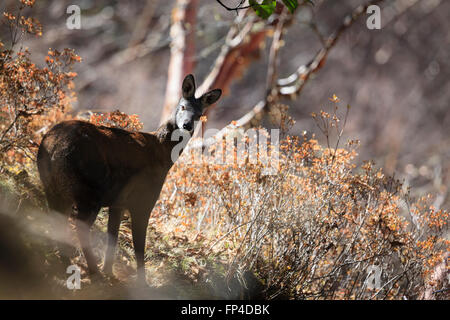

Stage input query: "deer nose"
[{"left": 183, "top": 123, "right": 193, "bottom": 131}]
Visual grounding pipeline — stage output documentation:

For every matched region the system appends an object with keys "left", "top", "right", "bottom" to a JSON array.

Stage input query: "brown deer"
[{"left": 37, "top": 74, "right": 221, "bottom": 284}]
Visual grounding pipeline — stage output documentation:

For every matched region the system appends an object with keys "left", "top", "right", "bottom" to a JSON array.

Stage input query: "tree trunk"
[{"left": 160, "top": 0, "right": 198, "bottom": 124}]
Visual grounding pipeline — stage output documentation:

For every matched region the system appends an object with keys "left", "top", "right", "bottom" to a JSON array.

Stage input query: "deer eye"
[{"left": 180, "top": 105, "right": 186, "bottom": 111}]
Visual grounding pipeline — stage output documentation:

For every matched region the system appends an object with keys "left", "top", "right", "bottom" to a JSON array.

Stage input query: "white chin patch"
[{"left": 180, "top": 128, "right": 193, "bottom": 135}]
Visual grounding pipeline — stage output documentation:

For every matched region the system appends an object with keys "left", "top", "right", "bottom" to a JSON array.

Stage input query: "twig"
[
  {"left": 189, "top": 0, "right": 387, "bottom": 152},
  {"left": 276, "top": 0, "right": 385, "bottom": 97},
  {"left": 0, "top": 110, "right": 22, "bottom": 145},
  {"left": 216, "top": 0, "right": 252, "bottom": 13},
  {"left": 128, "top": 0, "right": 160, "bottom": 47},
  {"left": 265, "top": 8, "right": 286, "bottom": 97}
]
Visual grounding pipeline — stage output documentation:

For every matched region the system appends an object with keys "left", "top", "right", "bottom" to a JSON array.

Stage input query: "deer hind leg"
[
  {"left": 130, "top": 207, "right": 151, "bottom": 285},
  {"left": 75, "top": 207, "right": 100, "bottom": 275},
  {"left": 103, "top": 206, "right": 123, "bottom": 276}
]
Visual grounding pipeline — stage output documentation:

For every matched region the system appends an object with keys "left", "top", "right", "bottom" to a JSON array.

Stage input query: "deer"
[{"left": 37, "top": 74, "right": 221, "bottom": 284}]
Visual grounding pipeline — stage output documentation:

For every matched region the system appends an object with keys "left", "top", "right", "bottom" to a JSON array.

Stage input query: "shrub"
[
  {"left": 151, "top": 102, "right": 449, "bottom": 299},
  {"left": 0, "top": 1, "right": 79, "bottom": 173},
  {"left": 87, "top": 110, "right": 143, "bottom": 132}
]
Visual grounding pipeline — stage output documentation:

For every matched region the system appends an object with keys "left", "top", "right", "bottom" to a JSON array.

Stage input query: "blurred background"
[{"left": 1, "top": 0, "right": 449, "bottom": 209}]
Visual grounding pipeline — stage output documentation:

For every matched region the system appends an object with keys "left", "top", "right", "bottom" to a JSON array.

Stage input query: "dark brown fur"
[{"left": 37, "top": 119, "right": 179, "bottom": 281}]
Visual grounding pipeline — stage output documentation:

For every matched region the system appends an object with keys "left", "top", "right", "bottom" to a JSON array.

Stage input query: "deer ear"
[
  {"left": 201, "top": 89, "right": 222, "bottom": 107},
  {"left": 182, "top": 74, "right": 196, "bottom": 99}
]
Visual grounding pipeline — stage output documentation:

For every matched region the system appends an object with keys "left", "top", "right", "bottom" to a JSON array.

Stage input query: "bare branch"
[
  {"left": 265, "top": 8, "right": 287, "bottom": 97},
  {"left": 233, "top": 0, "right": 386, "bottom": 128},
  {"left": 188, "top": 0, "right": 387, "bottom": 151},
  {"left": 193, "top": 10, "right": 268, "bottom": 137},
  {"left": 188, "top": 12, "right": 287, "bottom": 149},
  {"left": 276, "top": 0, "right": 385, "bottom": 96},
  {"left": 215, "top": 0, "right": 252, "bottom": 12},
  {"left": 128, "top": 0, "right": 160, "bottom": 47}
]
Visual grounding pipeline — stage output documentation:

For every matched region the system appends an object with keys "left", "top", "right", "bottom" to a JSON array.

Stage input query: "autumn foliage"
[
  {"left": 146, "top": 104, "right": 448, "bottom": 299},
  {"left": 0, "top": 0, "right": 79, "bottom": 173}
]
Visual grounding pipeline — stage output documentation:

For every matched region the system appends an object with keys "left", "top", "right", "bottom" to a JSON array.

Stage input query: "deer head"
[{"left": 174, "top": 74, "right": 222, "bottom": 133}]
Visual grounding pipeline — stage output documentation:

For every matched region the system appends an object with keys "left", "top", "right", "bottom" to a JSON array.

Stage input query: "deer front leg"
[
  {"left": 130, "top": 207, "right": 151, "bottom": 285},
  {"left": 103, "top": 206, "right": 123, "bottom": 276},
  {"left": 54, "top": 208, "right": 78, "bottom": 269},
  {"left": 75, "top": 213, "right": 99, "bottom": 275}
]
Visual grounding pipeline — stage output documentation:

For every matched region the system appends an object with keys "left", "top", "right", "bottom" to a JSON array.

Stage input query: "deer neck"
[
  {"left": 153, "top": 119, "right": 190, "bottom": 166},
  {"left": 155, "top": 119, "right": 177, "bottom": 144}
]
